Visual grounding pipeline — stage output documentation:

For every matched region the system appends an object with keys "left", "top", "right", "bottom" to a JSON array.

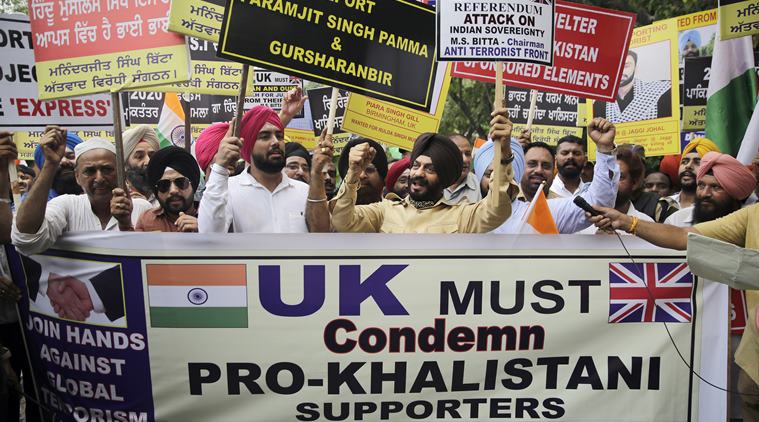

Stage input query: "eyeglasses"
[{"left": 155, "top": 177, "right": 191, "bottom": 193}]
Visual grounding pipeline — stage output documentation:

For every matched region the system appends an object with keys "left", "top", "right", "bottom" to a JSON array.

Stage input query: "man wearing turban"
[
  {"left": 136, "top": 146, "right": 201, "bottom": 232},
  {"left": 284, "top": 142, "right": 312, "bottom": 184},
  {"left": 331, "top": 109, "right": 519, "bottom": 233},
  {"left": 121, "top": 125, "right": 160, "bottom": 204},
  {"left": 198, "top": 106, "right": 319, "bottom": 233},
  {"left": 337, "top": 138, "right": 388, "bottom": 205},
  {"left": 671, "top": 137, "right": 721, "bottom": 209},
  {"left": 385, "top": 157, "right": 411, "bottom": 198},
  {"left": 33, "top": 130, "right": 83, "bottom": 197}
]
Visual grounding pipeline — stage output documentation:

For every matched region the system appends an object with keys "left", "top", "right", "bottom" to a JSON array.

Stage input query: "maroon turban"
[
  {"left": 240, "top": 105, "right": 284, "bottom": 164},
  {"left": 697, "top": 151, "right": 757, "bottom": 200},
  {"left": 659, "top": 154, "right": 681, "bottom": 190},
  {"left": 385, "top": 157, "right": 410, "bottom": 193},
  {"left": 195, "top": 122, "right": 229, "bottom": 172}
]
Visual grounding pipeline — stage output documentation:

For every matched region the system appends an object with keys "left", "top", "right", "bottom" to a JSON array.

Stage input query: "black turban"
[
  {"left": 338, "top": 138, "right": 388, "bottom": 180},
  {"left": 285, "top": 142, "right": 311, "bottom": 166},
  {"left": 410, "top": 133, "right": 463, "bottom": 189},
  {"left": 147, "top": 146, "right": 201, "bottom": 193}
]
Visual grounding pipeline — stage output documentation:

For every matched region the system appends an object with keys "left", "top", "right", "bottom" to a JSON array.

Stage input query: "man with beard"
[
  {"left": 199, "top": 106, "right": 318, "bottom": 233},
  {"left": 670, "top": 138, "right": 720, "bottom": 209},
  {"left": 331, "top": 108, "right": 518, "bottom": 233},
  {"left": 135, "top": 146, "right": 201, "bottom": 232},
  {"left": 592, "top": 50, "right": 672, "bottom": 123},
  {"left": 444, "top": 134, "right": 481, "bottom": 204},
  {"left": 385, "top": 157, "right": 411, "bottom": 198},
  {"left": 519, "top": 142, "right": 560, "bottom": 202},
  {"left": 12, "top": 128, "right": 152, "bottom": 255},
  {"left": 337, "top": 138, "right": 388, "bottom": 205},
  {"left": 33, "top": 131, "right": 83, "bottom": 198},
  {"left": 121, "top": 125, "right": 160, "bottom": 204},
  {"left": 550, "top": 135, "right": 587, "bottom": 198},
  {"left": 664, "top": 152, "right": 756, "bottom": 227},
  {"left": 473, "top": 138, "right": 525, "bottom": 198},
  {"left": 14, "top": 166, "right": 36, "bottom": 204},
  {"left": 492, "top": 118, "right": 619, "bottom": 234},
  {"left": 283, "top": 142, "right": 311, "bottom": 184},
  {"left": 322, "top": 161, "right": 337, "bottom": 200}
]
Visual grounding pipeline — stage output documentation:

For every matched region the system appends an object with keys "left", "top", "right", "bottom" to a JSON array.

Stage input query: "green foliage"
[{"left": 1, "top": 0, "right": 28, "bottom": 14}]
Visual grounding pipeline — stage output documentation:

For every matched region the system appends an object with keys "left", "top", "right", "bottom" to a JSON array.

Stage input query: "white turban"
[
  {"left": 121, "top": 125, "right": 159, "bottom": 163},
  {"left": 74, "top": 138, "right": 116, "bottom": 160}
]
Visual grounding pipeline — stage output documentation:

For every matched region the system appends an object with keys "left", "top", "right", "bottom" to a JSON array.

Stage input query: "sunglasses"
[{"left": 155, "top": 177, "right": 191, "bottom": 193}]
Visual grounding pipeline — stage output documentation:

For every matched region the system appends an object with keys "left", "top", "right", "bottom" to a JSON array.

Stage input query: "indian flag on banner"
[
  {"left": 146, "top": 264, "right": 248, "bottom": 328},
  {"left": 705, "top": 33, "right": 757, "bottom": 156},
  {"left": 157, "top": 93, "right": 187, "bottom": 149}
]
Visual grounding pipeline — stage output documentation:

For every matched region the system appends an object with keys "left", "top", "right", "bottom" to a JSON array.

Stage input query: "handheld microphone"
[{"left": 573, "top": 196, "right": 602, "bottom": 217}]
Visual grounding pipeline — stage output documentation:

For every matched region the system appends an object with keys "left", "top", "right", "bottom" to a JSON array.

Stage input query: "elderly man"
[
  {"left": 331, "top": 108, "right": 518, "bottom": 233},
  {"left": 493, "top": 118, "right": 619, "bottom": 234},
  {"left": 444, "top": 134, "right": 481, "bottom": 204},
  {"left": 588, "top": 153, "right": 759, "bottom": 421},
  {"left": 33, "top": 131, "right": 83, "bottom": 198},
  {"left": 385, "top": 157, "right": 411, "bottom": 198},
  {"left": 337, "top": 138, "right": 388, "bottom": 205},
  {"left": 12, "top": 127, "right": 152, "bottom": 255},
  {"left": 671, "top": 138, "right": 720, "bottom": 209},
  {"left": 121, "top": 125, "right": 160, "bottom": 203},
  {"left": 199, "top": 106, "right": 325, "bottom": 233},
  {"left": 135, "top": 146, "right": 201, "bottom": 232}
]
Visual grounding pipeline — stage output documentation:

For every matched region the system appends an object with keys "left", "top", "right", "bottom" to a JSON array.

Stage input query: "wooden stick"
[
  {"left": 8, "top": 161, "right": 20, "bottom": 205},
  {"left": 526, "top": 89, "right": 539, "bottom": 131},
  {"left": 326, "top": 87, "right": 340, "bottom": 136},
  {"left": 493, "top": 61, "right": 504, "bottom": 203},
  {"left": 181, "top": 94, "right": 192, "bottom": 153},
  {"left": 111, "top": 92, "right": 126, "bottom": 190},
  {"left": 232, "top": 66, "right": 250, "bottom": 138}
]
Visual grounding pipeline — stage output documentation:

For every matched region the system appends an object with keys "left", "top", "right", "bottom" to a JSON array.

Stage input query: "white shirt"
[
  {"left": 11, "top": 194, "right": 152, "bottom": 255},
  {"left": 664, "top": 206, "right": 694, "bottom": 227},
  {"left": 577, "top": 201, "right": 653, "bottom": 235},
  {"left": 198, "top": 164, "right": 309, "bottom": 233},
  {"left": 549, "top": 176, "right": 586, "bottom": 198},
  {"left": 493, "top": 153, "right": 619, "bottom": 234}
]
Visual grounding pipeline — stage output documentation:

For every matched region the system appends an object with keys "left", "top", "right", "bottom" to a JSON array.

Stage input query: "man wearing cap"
[
  {"left": 199, "top": 106, "right": 320, "bottom": 233},
  {"left": 444, "top": 134, "right": 481, "bottom": 204},
  {"left": 670, "top": 137, "right": 720, "bottom": 209},
  {"left": 121, "top": 125, "right": 160, "bottom": 204},
  {"left": 331, "top": 109, "right": 518, "bottom": 233},
  {"left": 337, "top": 138, "right": 388, "bottom": 205},
  {"left": 492, "top": 118, "right": 619, "bottom": 234},
  {"left": 588, "top": 152, "right": 759, "bottom": 420},
  {"left": 12, "top": 127, "right": 152, "bottom": 255},
  {"left": 284, "top": 142, "right": 311, "bottom": 184},
  {"left": 33, "top": 130, "right": 83, "bottom": 198},
  {"left": 135, "top": 146, "right": 201, "bottom": 232}
]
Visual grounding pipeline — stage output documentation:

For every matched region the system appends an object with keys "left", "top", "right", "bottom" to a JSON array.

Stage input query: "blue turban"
[
  {"left": 34, "top": 132, "right": 83, "bottom": 169},
  {"left": 473, "top": 138, "right": 524, "bottom": 185}
]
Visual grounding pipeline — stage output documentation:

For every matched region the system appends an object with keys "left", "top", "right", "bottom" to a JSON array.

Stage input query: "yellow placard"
[
  {"left": 169, "top": 0, "right": 223, "bottom": 42},
  {"left": 341, "top": 64, "right": 452, "bottom": 150},
  {"left": 514, "top": 124, "right": 584, "bottom": 146},
  {"left": 682, "top": 106, "right": 707, "bottom": 130},
  {"left": 14, "top": 130, "right": 116, "bottom": 161},
  {"left": 149, "top": 60, "right": 251, "bottom": 96},
  {"left": 38, "top": 45, "right": 191, "bottom": 100},
  {"left": 589, "top": 19, "right": 681, "bottom": 159},
  {"left": 677, "top": 9, "right": 718, "bottom": 31},
  {"left": 719, "top": 0, "right": 759, "bottom": 40},
  {"left": 285, "top": 130, "right": 351, "bottom": 157}
]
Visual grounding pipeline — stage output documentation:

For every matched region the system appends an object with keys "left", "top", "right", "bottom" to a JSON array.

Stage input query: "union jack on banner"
[{"left": 608, "top": 262, "right": 694, "bottom": 323}]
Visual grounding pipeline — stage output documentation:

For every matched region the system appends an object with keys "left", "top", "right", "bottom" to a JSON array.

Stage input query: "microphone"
[{"left": 573, "top": 196, "right": 602, "bottom": 217}]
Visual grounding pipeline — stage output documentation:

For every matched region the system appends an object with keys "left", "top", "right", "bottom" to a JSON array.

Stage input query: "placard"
[
  {"left": 169, "top": 0, "right": 225, "bottom": 42},
  {"left": 505, "top": 87, "right": 584, "bottom": 144},
  {"left": 719, "top": 0, "right": 759, "bottom": 40}
]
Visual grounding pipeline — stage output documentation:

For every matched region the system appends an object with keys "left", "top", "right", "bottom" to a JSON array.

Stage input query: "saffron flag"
[
  {"left": 608, "top": 262, "right": 694, "bottom": 323},
  {"left": 157, "top": 93, "right": 187, "bottom": 149},
  {"left": 146, "top": 264, "right": 248, "bottom": 328},
  {"left": 520, "top": 189, "right": 559, "bottom": 234}
]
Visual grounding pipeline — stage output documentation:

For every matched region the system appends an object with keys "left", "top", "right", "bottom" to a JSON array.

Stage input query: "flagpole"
[
  {"left": 232, "top": 66, "right": 250, "bottom": 138},
  {"left": 493, "top": 61, "right": 504, "bottom": 203},
  {"left": 181, "top": 94, "right": 192, "bottom": 153}
]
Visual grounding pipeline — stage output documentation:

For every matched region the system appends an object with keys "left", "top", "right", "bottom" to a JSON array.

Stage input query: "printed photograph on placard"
[{"left": 592, "top": 42, "right": 673, "bottom": 123}]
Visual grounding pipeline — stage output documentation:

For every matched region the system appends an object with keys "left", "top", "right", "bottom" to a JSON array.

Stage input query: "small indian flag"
[
  {"left": 520, "top": 183, "right": 559, "bottom": 234},
  {"left": 147, "top": 264, "right": 248, "bottom": 328},
  {"left": 157, "top": 93, "right": 187, "bottom": 149}
]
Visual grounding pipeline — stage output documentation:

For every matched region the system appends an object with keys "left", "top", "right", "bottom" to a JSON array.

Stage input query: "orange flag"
[{"left": 521, "top": 187, "right": 559, "bottom": 234}]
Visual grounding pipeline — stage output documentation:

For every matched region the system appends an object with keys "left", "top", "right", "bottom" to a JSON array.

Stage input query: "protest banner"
[
  {"left": 29, "top": 0, "right": 191, "bottom": 100},
  {"left": 247, "top": 70, "right": 302, "bottom": 116},
  {"left": 0, "top": 14, "right": 114, "bottom": 134},
  {"left": 5, "top": 234, "right": 727, "bottom": 421},
  {"left": 505, "top": 87, "right": 584, "bottom": 144},
  {"left": 451, "top": 1, "right": 635, "bottom": 102},
  {"left": 437, "top": 0, "right": 555, "bottom": 65},
  {"left": 682, "top": 57, "right": 711, "bottom": 131},
  {"left": 677, "top": 9, "right": 717, "bottom": 132},
  {"left": 718, "top": 0, "right": 759, "bottom": 40},
  {"left": 307, "top": 87, "right": 351, "bottom": 155},
  {"left": 13, "top": 130, "right": 115, "bottom": 161},
  {"left": 589, "top": 19, "right": 681, "bottom": 159},
  {"left": 169, "top": 0, "right": 224, "bottom": 42},
  {"left": 218, "top": 0, "right": 438, "bottom": 111},
  {"left": 342, "top": 64, "right": 451, "bottom": 150}
]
